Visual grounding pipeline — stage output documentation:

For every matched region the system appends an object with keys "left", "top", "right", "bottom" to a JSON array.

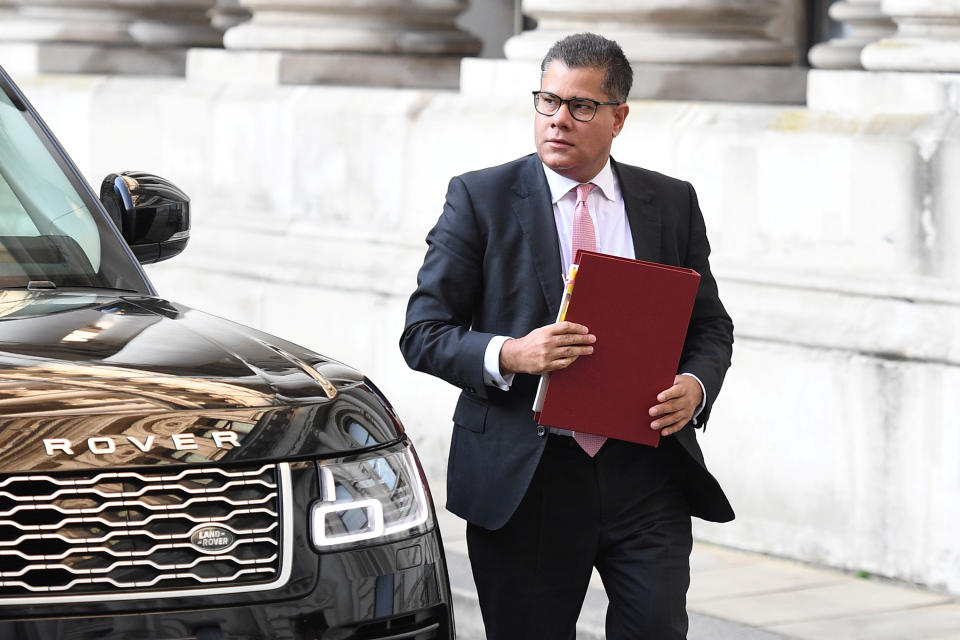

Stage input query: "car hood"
[{"left": 0, "top": 290, "right": 403, "bottom": 472}]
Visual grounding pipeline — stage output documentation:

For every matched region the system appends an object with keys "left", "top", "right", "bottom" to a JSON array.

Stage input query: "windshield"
[{"left": 0, "top": 74, "right": 148, "bottom": 293}]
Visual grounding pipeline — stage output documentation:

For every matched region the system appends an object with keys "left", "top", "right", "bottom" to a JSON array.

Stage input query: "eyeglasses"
[{"left": 532, "top": 91, "right": 621, "bottom": 122}]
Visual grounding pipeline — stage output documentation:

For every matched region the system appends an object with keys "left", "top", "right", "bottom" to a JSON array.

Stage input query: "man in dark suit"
[{"left": 400, "top": 32, "right": 734, "bottom": 640}]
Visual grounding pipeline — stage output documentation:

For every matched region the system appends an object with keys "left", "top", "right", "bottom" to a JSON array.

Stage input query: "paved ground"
[{"left": 436, "top": 507, "right": 960, "bottom": 639}]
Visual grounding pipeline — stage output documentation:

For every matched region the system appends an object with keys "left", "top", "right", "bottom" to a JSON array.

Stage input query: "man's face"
[{"left": 535, "top": 61, "right": 629, "bottom": 184}]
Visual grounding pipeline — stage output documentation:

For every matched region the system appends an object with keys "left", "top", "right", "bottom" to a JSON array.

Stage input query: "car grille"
[{"left": 0, "top": 462, "right": 291, "bottom": 602}]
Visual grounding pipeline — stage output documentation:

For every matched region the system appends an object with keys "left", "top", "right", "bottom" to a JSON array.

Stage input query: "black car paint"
[
  {"left": 0, "top": 290, "right": 403, "bottom": 471},
  {"left": 0, "top": 68, "right": 453, "bottom": 639}
]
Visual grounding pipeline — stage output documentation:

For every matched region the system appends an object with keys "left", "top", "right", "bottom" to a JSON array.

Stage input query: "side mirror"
[{"left": 99, "top": 171, "right": 190, "bottom": 265}]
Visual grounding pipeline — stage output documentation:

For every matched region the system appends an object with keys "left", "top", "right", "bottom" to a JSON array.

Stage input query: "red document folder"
[{"left": 534, "top": 250, "right": 701, "bottom": 447}]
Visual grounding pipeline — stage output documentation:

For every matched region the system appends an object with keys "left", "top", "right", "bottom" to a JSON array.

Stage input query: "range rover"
[{"left": 0, "top": 66, "right": 453, "bottom": 639}]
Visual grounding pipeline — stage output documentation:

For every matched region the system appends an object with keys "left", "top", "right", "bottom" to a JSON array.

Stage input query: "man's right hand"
[{"left": 499, "top": 322, "right": 596, "bottom": 375}]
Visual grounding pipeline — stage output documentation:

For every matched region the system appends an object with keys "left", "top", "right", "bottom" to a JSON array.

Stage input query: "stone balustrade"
[
  {"left": 225, "top": 0, "right": 479, "bottom": 56},
  {"left": 0, "top": 0, "right": 220, "bottom": 75},
  {"left": 186, "top": 0, "right": 481, "bottom": 88},
  {"left": 808, "top": 0, "right": 896, "bottom": 69},
  {"left": 504, "top": 0, "right": 795, "bottom": 65},
  {"left": 4, "top": 0, "right": 960, "bottom": 82},
  {"left": 807, "top": 0, "right": 960, "bottom": 114},
  {"left": 0, "top": 0, "right": 220, "bottom": 48},
  {"left": 460, "top": 0, "right": 805, "bottom": 104},
  {"left": 861, "top": 0, "right": 960, "bottom": 71}
]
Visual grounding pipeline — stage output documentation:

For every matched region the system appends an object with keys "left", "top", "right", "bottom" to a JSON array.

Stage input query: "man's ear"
[{"left": 612, "top": 103, "right": 629, "bottom": 137}]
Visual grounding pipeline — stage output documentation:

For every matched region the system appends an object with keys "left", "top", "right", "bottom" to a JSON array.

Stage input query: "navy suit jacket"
[{"left": 401, "top": 154, "right": 735, "bottom": 530}]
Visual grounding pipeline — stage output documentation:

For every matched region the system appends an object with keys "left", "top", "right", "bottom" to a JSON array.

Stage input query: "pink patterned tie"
[{"left": 570, "top": 183, "right": 606, "bottom": 457}]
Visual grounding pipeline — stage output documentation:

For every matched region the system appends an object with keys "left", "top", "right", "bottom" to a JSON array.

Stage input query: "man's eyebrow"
[{"left": 544, "top": 92, "right": 597, "bottom": 100}]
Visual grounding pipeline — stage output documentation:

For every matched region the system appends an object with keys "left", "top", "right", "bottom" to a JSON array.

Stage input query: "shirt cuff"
[
  {"left": 483, "top": 335, "right": 515, "bottom": 391},
  {"left": 680, "top": 372, "right": 707, "bottom": 425}
]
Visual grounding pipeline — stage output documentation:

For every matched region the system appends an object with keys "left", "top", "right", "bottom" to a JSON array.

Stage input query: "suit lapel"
[
  {"left": 509, "top": 156, "right": 661, "bottom": 313},
  {"left": 613, "top": 158, "right": 661, "bottom": 262},
  {"left": 511, "top": 156, "right": 564, "bottom": 313}
]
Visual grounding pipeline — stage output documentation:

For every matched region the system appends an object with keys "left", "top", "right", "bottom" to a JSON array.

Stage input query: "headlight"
[{"left": 310, "top": 441, "right": 432, "bottom": 550}]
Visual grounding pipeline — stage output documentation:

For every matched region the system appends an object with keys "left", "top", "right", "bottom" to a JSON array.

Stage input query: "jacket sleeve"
[
  {"left": 678, "top": 181, "right": 734, "bottom": 428},
  {"left": 399, "top": 175, "right": 495, "bottom": 399}
]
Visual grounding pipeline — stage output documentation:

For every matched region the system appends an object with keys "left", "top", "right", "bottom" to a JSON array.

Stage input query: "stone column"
[
  {"left": 808, "top": 0, "right": 896, "bottom": 69},
  {"left": 187, "top": 0, "right": 481, "bottom": 88},
  {"left": 210, "top": 0, "right": 251, "bottom": 32},
  {"left": 0, "top": 0, "right": 220, "bottom": 76},
  {"left": 504, "top": 0, "right": 795, "bottom": 65},
  {"left": 861, "top": 0, "right": 960, "bottom": 70}
]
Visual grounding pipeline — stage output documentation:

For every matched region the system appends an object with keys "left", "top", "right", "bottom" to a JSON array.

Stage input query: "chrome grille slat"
[
  {"left": 0, "top": 477, "right": 277, "bottom": 501},
  {"left": 0, "top": 536, "right": 279, "bottom": 562},
  {"left": 0, "top": 521, "right": 279, "bottom": 547},
  {"left": 0, "top": 492, "right": 277, "bottom": 517},
  {"left": 1, "top": 551, "right": 278, "bottom": 577},
  {"left": 0, "top": 506, "right": 279, "bottom": 530},
  {"left": 0, "top": 462, "right": 290, "bottom": 602},
  {"left": 0, "top": 566, "right": 276, "bottom": 592},
  {"left": 0, "top": 465, "right": 276, "bottom": 489},
  {"left": 0, "top": 534, "right": 278, "bottom": 561}
]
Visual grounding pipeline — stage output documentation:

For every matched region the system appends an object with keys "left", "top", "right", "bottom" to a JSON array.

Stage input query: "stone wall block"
[{"left": 695, "top": 344, "right": 960, "bottom": 594}]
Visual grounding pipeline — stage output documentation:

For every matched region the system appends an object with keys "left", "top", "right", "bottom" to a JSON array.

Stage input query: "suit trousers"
[{"left": 466, "top": 434, "right": 693, "bottom": 640}]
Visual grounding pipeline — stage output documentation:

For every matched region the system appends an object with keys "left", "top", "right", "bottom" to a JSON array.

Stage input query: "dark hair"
[{"left": 540, "top": 33, "right": 633, "bottom": 103}]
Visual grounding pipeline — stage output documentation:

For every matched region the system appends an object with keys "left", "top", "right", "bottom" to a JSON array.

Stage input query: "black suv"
[{"left": 0, "top": 67, "right": 453, "bottom": 639}]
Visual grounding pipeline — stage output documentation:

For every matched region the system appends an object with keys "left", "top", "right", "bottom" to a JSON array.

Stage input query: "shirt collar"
[{"left": 542, "top": 158, "right": 617, "bottom": 204}]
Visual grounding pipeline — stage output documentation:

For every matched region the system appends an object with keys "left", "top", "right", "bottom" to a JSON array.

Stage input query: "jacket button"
[{"left": 536, "top": 426, "right": 546, "bottom": 437}]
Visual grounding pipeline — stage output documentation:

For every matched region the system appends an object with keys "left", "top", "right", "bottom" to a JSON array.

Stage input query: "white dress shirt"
[{"left": 481, "top": 159, "right": 706, "bottom": 422}]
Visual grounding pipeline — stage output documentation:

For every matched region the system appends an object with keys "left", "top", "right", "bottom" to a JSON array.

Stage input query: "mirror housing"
[{"left": 99, "top": 172, "right": 190, "bottom": 265}]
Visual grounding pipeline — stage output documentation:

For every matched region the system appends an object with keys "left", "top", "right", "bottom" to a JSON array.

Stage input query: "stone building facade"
[{"left": 2, "top": 0, "right": 960, "bottom": 596}]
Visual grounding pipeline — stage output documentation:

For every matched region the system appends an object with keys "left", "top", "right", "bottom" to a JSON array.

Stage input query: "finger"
[
  {"left": 656, "top": 383, "right": 685, "bottom": 403},
  {"left": 554, "top": 333, "right": 596, "bottom": 347},
  {"left": 568, "top": 345, "right": 594, "bottom": 355},
  {"left": 556, "top": 321, "right": 590, "bottom": 334},
  {"left": 651, "top": 410, "right": 690, "bottom": 431},
  {"left": 649, "top": 398, "right": 687, "bottom": 417},
  {"left": 547, "top": 340, "right": 594, "bottom": 354},
  {"left": 660, "top": 422, "right": 689, "bottom": 436},
  {"left": 543, "top": 355, "right": 578, "bottom": 372},
  {"left": 549, "top": 346, "right": 593, "bottom": 362}
]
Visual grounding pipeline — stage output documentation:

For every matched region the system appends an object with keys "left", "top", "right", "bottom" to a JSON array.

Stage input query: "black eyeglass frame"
[{"left": 531, "top": 91, "right": 622, "bottom": 122}]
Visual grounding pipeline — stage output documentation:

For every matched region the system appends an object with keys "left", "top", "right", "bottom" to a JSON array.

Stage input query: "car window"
[{"left": 0, "top": 79, "right": 148, "bottom": 293}]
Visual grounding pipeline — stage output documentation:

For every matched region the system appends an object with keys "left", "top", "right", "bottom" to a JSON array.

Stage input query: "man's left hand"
[{"left": 649, "top": 375, "right": 702, "bottom": 436}]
